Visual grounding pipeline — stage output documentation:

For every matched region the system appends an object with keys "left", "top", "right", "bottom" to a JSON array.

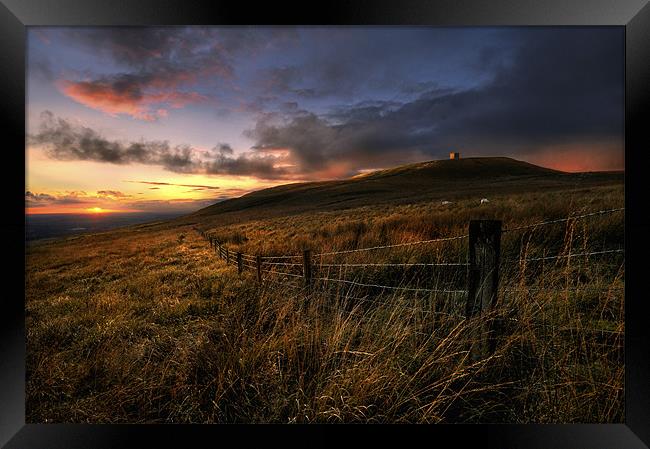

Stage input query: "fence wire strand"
[
  {"left": 502, "top": 207, "right": 624, "bottom": 233},
  {"left": 317, "top": 262, "right": 468, "bottom": 268},
  {"left": 313, "top": 277, "right": 467, "bottom": 294},
  {"left": 199, "top": 207, "right": 624, "bottom": 306},
  {"left": 314, "top": 234, "right": 469, "bottom": 257},
  {"left": 262, "top": 269, "right": 304, "bottom": 278},
  {"left": 515, "top": 248, "right": 624, "bottom": 263}
]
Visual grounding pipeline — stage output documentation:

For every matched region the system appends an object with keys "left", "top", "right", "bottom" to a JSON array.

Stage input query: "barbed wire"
[
  {"left": 514, "top": 248, "right": 624, "bottom": 263},
  {"left": 262, "top": 254, "right": 303, "bottom": 260},
  {"left": 314, "top": 234, "right": 469, "bottom": 257},
  {"left": 201, "top": 208, "right": 624, "bottom": 300},
  {"left": 502, "top": 207, "right": 624, "bottom": 233},
  {"left": 502, "top": 284, "right": 624, "bottom": 293},
  {"left": 203, "top": 207, "right": 623, "bottom": 263},
  {"left": 263, "top": 262, "right": 303, "bottom": 267},
  {"left": 316, "top": 262, "right": 469, "bottom": 268},
  {"left": 262, "top": 269, "right": 304, "bottom": 278},
  {"left": 313, "top": 277, "right": 467, "bottom": 294}
]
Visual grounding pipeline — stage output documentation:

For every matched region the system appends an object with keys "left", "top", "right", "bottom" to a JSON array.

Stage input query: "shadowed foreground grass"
[{"left": 26, "top": 184, "right": 623, "bottom": 423}]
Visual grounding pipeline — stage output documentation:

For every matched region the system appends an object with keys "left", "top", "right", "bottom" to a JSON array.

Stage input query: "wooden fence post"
[
  {"left": 217, "top": 242, "right": 221, "bottom": 258},
  {"left": 226, "top": 248, "right": 230, "bottom": 265},
  {"left": 256, "top": 255, "right": 262, "bottom": 283},
  {"left": 237, "top": 252, "right": 243, "bottom": 275},
  {"left": 303, "top": 249, "right": 312, "bottom": 289},
  {"left": 466, "top": 219, "right": 501, "bottom": 360}
]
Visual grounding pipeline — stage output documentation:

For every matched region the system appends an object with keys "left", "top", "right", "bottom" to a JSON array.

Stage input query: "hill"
[
  {"left": 25, "top": 156, "right": 624, "bottom": 424},
  {"left": 185, "top": 157, "right": 622, "bottom": 226}
]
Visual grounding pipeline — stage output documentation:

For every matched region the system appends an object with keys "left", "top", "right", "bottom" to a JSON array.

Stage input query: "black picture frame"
[{"left": 2, "top": 0, "right": 648, "bottom": 447}]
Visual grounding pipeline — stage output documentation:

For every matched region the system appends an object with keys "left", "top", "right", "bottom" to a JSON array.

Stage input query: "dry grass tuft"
[{"left": 26, "top": 184, "right": 623, "bottom": 423}]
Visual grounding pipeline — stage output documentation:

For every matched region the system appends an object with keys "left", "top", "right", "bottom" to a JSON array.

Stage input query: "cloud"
[
  {"left": 25, "top": 191, "right": 56, "bottom": 204},
  {"left": 216, "top": 143, "right": 234, "bottom": 156},
  {"left": 244, "top": 28, "right": 624, "bottom": 176},
  {"left": 30, "top": 111, "right": 198, "bottom": 170},
  {"left": 25, "top": 190, "right": 93, "bottom": 207},
  {"left": 58, "top": 75, "right": 208, "bottom": 121},
  {"left": 61, "top": 27, "right": 296, "bottom": 70},
  {"left": 125, "top": 197, "right": 227, "bottom": 213},
  {"left": 30, "top": 28, "right": 623, "bottom": 179},
  {"left": 50, "top": 27, "right": 296, "bottom": 120},
  {"left": 96, "top": 190, "right": 131, "bottom": 198},
  {"left": 26, "top": 189, "right": 133, "bottom": 207},
  {"left": 25, "top": 189, "right": 227, "bottom": 213},
  {"left": 203, "top": 151, "right": 290, "bottom": 178},
  {"left": 30, "top": 58, "right": 54, "bottom": 82},
  {"left": 30, "top": 111, "right": 292, "bottom": 179},
  {"left": 126, "top": 181, "right": 220, "bottom": 190}
]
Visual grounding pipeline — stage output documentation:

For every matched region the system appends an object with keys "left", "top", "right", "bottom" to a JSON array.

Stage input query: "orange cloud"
[{"left": 57, "top": 79, "right": 208, "bottom": 121}]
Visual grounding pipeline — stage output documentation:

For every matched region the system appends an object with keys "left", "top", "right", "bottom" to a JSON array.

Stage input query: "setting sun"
[{"left": 87, "top": 207, "right": 104, "bottom": 213}]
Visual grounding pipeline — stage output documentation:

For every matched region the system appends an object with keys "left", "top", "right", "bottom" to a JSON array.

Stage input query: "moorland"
[{"left": 26, "top": 157, "right": 624, "bottom": 423}]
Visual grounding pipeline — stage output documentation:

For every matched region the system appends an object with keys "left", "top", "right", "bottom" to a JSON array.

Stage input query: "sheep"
[
  {"left": 480, "top": 198, "right": 490, "bottom": 204},
  {"left": 441, "top": 200, "right": 453, "bottom": 205}
]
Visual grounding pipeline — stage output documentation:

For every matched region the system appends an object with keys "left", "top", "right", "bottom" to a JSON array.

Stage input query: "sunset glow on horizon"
[{"left": 26, "top": 27, "right": 623, "bottom": 215}]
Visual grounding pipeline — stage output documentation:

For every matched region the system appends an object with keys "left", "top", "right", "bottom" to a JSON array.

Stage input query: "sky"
[{"left": 26, "top": 26, "right": 624, "bottom": 214}]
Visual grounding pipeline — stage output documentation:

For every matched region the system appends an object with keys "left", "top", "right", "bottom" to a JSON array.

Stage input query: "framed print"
[{"left": 1, "top": 0, "right": 649, "bottom": 447}]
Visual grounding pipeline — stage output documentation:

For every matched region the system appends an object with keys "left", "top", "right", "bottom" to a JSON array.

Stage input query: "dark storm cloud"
[
  {"left": 245, "top": 28, "right": 623, "bottom": 176},
  {"left": 249, "top": 29, "right": 512, "bottom": 103},
  {"left": 30, "top": 58, "right": 54, "bottom": 82},
  {"left": 262, "top": 66, "right": 304, "bottom": 91},
  {"left": 204, "top": 152, "right": 288, "bottom": 179},
  {"left": 216, "top": 144, "right": 234, "bottom": 155},
  {"left": 30, "top": 27, "right": 623, "bottom": 180},
  {"left": 31, "top": 111, "right": 290, "bottom": 179},
  {"left": 52, "top": 27, "right": 297, "bottom": 120},
  {"left": 61, "top": 27, "right": 296, "bottom": 74},
  {"left": 30, "top": 111, "right": 197, "bottom": 170},
  {"left": 72, "top": 27, "right": 295, "bottom": 68}
]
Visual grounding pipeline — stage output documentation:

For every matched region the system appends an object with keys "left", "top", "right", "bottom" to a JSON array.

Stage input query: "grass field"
[{"left": 26, "top": 159, "right": 624, "bottom": 423}]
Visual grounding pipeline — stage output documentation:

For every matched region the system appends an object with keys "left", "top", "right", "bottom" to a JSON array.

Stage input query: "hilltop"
[{"left": 184, "top": 157, "right": 622, "bottom": 226}]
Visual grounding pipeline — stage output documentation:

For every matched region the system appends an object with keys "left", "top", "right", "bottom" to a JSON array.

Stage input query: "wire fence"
[
  {"left": 197, "top": 206, "right": 624, "bottom": 316},
  {"left": 314, "top": 233, "right": 470, "bottom": 257},
  {"left": 312, "top": 276, "right": 468, "bottom": 294},
  {"left": 501, "top": 207, "right": 624, "bottom": 233},
  {"left": 514, "top": 248, "right": 624, "bottom": 263}
]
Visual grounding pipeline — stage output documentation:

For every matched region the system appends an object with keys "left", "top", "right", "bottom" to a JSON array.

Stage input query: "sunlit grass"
[{"left": 25, "top": 183, "right": 623, "bottom": 423}]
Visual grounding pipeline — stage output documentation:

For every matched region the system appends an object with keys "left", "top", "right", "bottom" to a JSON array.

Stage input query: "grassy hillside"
[
  {"left": 26, "top": 158, "right": 624, "bottom": 423},
  {"left": 186, "top": 157, "right": 622, "bottom": 226}
]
